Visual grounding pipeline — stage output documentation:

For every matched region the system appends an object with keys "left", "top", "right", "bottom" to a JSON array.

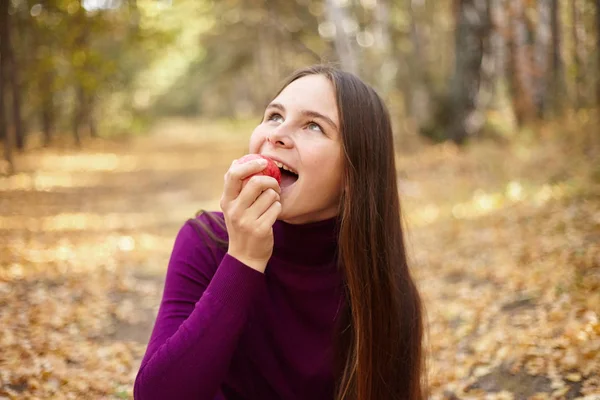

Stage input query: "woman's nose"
[{"left": 267, "top": 128, "right": 293, "bottom": 148}]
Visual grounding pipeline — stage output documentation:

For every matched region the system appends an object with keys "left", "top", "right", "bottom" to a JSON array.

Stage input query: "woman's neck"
[{"left": 271, "top": 215, "right": 340, "bottom": 267}]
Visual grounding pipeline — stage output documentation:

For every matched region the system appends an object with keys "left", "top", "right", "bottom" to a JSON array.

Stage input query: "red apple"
[{"left": 236, "top": 154, "right": 281, "bottom": 186}]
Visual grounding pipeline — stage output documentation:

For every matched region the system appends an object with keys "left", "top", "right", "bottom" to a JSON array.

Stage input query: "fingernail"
[{"left": 257, "top": 159, "right": 268, "bottom": 166}]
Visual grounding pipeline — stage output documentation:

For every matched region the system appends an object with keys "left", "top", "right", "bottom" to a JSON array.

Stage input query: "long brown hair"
[{"left": 191, "top": 65, "right": 425, "bottom": 400}]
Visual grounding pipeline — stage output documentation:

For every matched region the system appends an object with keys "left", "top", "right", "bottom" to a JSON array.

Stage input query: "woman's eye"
[
  {"left": 307, "top": 122, "right": 323, "bottom": 132},
  {"left": 268, "top": 113, "right": 284, "bottom": 123}
]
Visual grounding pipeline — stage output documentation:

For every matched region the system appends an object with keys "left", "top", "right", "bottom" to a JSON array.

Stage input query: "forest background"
[{"left": 1, "top": 0, "right": 599, "bottom": 399}]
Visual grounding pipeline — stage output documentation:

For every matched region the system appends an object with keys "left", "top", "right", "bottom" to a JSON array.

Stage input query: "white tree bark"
[
  {"left": 489, "top": 0, "right": 508, "bottom": 109},
  {"left": 373, "top": 0, "right": 396, "bottom": 94},
  {"left": 408, "top": 0, "right": 430, "bottom": 125},
  {"left": 448, "top": 0, "right": 491, "bottom": 143},
  {"left": 324, "top": 0, "right": 358, "bottom": 74},
  {"left": 534, "top": 0, "right": 551, "bottom": 115},
  {"left": 571, "top": 0, "right": 586, "bottom": 108}
]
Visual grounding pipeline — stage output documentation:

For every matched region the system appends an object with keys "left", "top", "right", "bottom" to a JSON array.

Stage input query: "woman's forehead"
[{"left": 274, "top": 75, "right": 338, "bottom": 123}]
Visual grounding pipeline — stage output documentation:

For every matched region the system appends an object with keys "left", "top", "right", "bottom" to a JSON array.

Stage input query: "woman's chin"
[{"left": 277, "top": 179, "right": 298, "bottom": 220}]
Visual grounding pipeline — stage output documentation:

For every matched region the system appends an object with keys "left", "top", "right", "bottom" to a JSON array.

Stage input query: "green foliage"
[
  {"left": 1, "top": 0, "right": 598, "bottom": 146},
  {"left": 7, "top": 0, "right": 179, "bottom": 139}
]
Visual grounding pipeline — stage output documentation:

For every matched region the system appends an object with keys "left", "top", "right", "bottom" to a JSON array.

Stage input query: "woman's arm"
[{"left": 134, "top": 219, "right": 265, "bottom": 400}]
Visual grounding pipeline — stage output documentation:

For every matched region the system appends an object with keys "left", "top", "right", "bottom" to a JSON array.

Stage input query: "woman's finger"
[
  {"left": 235, "top": 175, "right": 281, "bottom": 210},
  {"left": 256, "top": 200, "right": 282, "bottom": 233},
  {"left": 245, "top": 188, "right": 280, "bottom": 220},
  {"left": 222, "top": 158, "right": 269, "bottom": 202}
]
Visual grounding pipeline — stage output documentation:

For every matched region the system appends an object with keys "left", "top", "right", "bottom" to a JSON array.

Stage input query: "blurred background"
[{"left": 1, "top": 0, "right": 599, "bottom": 399}]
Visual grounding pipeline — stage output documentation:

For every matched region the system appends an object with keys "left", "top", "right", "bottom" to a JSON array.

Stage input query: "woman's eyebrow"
[
  {"left": 267, "top": 102, "right": 285, "bottom": 112},
  {"left": 267, "top": 102, "right": 338, "bottom": 131}
]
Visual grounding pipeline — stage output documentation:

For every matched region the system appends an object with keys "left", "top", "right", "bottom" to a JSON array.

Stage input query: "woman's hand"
[{"left": 220, "top": 158, "right": 282, "bottom": 273}]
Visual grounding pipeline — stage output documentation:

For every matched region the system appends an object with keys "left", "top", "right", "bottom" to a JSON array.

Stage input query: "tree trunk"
[
  {"left": 73, "top": 86, "right": 83, "bottom": 147},
  {"left": 448, "top": 0, "right": 491, "bottom": 144},
  {"left": 0, "top": 0, "right": 5, "bottom": 145},
  {"left": 9, "top": 56, "right": 24, "bottom": 151},
  {"left": 534, "top": 0, "right": 551, "bottom": 117},
  {"left": 9, "top": 12, "right": 25, "bottom": 151},
  {"left": 508, "top": 0, "right": 535, "bottom": 125},
  {"left": 489, "top": 0, "right": 508, "bottom": 109},
  {"left": 40, "top": 70, "right": 54, "bottom": 146},
  {"left": 571, "top": 0, "right": 586, "bottom": 109},
  {"left": 72, "top": 1, "right": 89, "bottom": 146},
  {"left": 42, "top": 101, "right": 53, "bottom": 146},
  {"left": 477, "top": 0, "right": 495, "bottom": 113},
  {"left": 597, "top": 0, "right": 600, "bottom": 105},
  {"left": 88, "top": 96, "right": 97, "bottom": 138},
  {"left": 0, "top": 0, "right": 24, "bottom": 152},
  {"left": 324, "top": 0, "right": 358, "bottom": 74},
  {"left": 31, "top": 3, "right": 54, "bottom": 147},
  {"left": 407, "top": 0, "right": 432, "bottom": 126},
  {"left": 0, "top": 0, "right": 14, "bottom": 174},
  {"left": 550, "top": 0, "right": 566, "bottom": 114},
  {"left": 373, "top": 0, "right": 396, "bottom": 96}
]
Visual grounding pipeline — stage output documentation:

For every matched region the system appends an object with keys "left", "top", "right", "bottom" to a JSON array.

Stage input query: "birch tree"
[
  {"left": 550, "top": 0, "right": 565, "bottom": 114},
  {"left": 489, "top": 0, "right": 508, "bottom": 109},
  {"left": 597, "top": 0, "right": 600, "bottom": 105},
  {"left": 373, "top": 0, "right": 396, "bottom": 95},
  {"left": 571, "top": 0, "right": 586, "bottom": 109},
  {"left": 534, "top": 0, "right": 551, "bottom": 116},
  {"left": 448, "top": 0, "right": 491, "bottom": 144},
  {"left": 508, "top": 0, "right": 535, "bottom": 124},
  {"left": 1, "top": 0, "right": 14, "bottom": 174},
  {"left": 408, "top": 0, "right": 431, "bottom": 126},
  {"left": 324, "top": 0, "right": 358, "bottom": 74}
]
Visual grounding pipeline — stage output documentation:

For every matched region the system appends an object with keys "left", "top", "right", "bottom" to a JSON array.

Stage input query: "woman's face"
[{"left": 249, "top": 74, "right": 343, "bottom": 224}]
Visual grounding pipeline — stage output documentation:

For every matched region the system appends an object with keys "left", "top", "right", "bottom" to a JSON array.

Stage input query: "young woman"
[{"left": 134, "top": 65, "right": 425, "bottom": 400}]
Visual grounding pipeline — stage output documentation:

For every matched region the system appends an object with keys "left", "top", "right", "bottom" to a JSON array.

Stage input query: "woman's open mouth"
[
  {"left": 271, "top": 159, "right": 299, "bottom": 191},
  {"left": 279, "top": 168, "right": 299, "bottom": 190}
]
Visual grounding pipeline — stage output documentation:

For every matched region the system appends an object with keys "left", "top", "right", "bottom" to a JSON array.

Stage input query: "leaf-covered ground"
[{"left": 1, "top": 116, "right": 599, "bottom": 399}]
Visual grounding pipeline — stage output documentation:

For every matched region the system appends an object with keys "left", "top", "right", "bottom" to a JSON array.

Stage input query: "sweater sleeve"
[{"left": 134, "top": 219, "right": 265, "bottom": 400}]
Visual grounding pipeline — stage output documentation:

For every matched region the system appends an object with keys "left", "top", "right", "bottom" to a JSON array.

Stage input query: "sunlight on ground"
[{"left": 406, "top": 180, "right": 575, "bottom": 227}]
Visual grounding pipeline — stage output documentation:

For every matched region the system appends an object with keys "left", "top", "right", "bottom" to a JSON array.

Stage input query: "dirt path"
[
  {"left": 1, "top": 120, "right": 598, "bottom": 399},
  {"left": 1, "top": 122, "right": 250, "bottom": 398}
]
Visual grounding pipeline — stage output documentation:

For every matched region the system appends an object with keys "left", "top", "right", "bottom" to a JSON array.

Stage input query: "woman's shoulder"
[
  {"left": 187, "top": 210, "right": 228, "bottom": 240},
  {"left": 166, "top": 212, "right": 229, "bottom": 290},
  {"left": 179, "top": 210, "right": 229, "bottom": 261}
]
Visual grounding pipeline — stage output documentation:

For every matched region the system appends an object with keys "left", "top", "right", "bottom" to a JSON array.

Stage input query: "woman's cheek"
[{"left": 248, "top": 128, "right": 264, "bottom": 152}]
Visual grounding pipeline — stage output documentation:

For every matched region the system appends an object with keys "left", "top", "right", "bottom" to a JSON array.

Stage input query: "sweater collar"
[{"left": 272, "top": 215, "right": 340, "bottom": 267}]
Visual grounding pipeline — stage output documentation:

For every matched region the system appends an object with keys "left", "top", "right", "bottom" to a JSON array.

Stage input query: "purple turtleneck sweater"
[{"left": 134, "top": 212, "right": 345, "bottom": 400}]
